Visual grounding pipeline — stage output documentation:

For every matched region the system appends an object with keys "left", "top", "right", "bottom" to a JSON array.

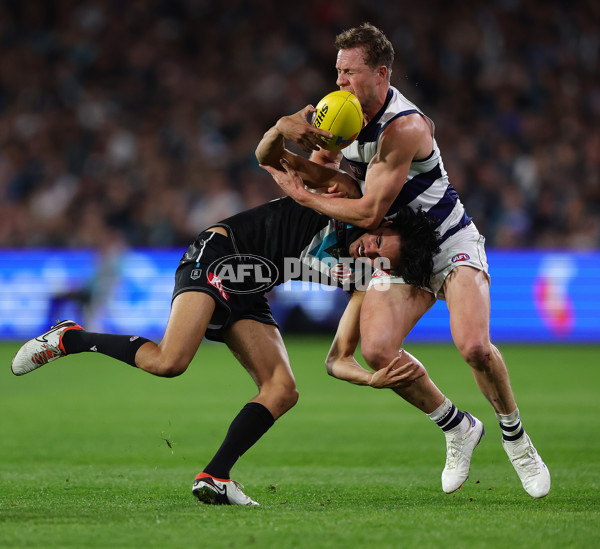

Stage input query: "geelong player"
[
  {"left": 256, "top": 23, "right": 550, "bottom": 498},
  {"left": 12, "top": 190, "right": 476, "bottom": 506}
]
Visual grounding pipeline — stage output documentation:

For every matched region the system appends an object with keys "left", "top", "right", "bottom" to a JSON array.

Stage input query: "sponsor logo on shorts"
[
  {"left": 330, "top": 263, "right": 352, "bottom": 282},
  {"left": 208, "top": 272, "right": 230, "bottom": 300},
  {"left": 451, "top": 253, "right": 470, "bottom": 263},
  {"left": 190, "top": 268, "right": 202, "bottom": 280}
]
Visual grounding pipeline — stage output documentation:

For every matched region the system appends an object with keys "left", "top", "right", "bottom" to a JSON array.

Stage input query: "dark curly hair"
[{"left": 387, "top": 206, "right": 440, "bottom": 288}]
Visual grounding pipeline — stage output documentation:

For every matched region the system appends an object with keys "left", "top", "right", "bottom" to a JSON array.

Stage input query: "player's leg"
[
  {"left": 359, "top": 283, "right": 484, "bottom": 493},
  {"left": 360, "top": 283, "right": 444, "bottom": 411},
  {"left": 443, "top": 266, "right": 515, "bottom": 412},
  {"left": 193, "top": 320, "right": 297, "bottom": 506},
  {"left": 133, "top": 291, "right": 215, "bottom": 376},
  {"left": 11, "top": 291, "right": 215, "bottom": 378},
  {"left": 444, "top": 265, "right": 550, "bottom": 497}
]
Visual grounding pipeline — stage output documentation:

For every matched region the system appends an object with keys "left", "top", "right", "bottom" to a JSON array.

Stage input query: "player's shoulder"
[
  {"left": 377, "top": 114, "right": 430, "bottom": 158},
  {"left": 385, "top": 111, "right": 430, "bottom": 136}
]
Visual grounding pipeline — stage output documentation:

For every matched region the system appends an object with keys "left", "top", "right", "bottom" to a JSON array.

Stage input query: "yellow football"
[{"left": 312, "top": 91, "right": 363, "bottom": 151}]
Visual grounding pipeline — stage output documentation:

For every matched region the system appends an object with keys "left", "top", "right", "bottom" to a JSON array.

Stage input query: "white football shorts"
[{"left": 368, "top": 222, "right": 489, "bottom": 300}]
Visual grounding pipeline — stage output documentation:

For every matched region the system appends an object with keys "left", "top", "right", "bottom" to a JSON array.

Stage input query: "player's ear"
[{"left": 381, "top": 220, "right": 393, "bottom": 227}]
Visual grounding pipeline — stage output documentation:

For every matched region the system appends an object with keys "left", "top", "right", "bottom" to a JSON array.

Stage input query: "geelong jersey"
[
  {"left": 343, "top": 86, "right": 471, "bottom": 243},
  {"left": 209, "top": 197, "right": 361, "bottom": 289}
]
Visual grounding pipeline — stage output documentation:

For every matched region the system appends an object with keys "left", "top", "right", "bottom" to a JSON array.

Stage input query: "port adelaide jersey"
[{"left": 211, "top": 197, "right": 364, "bottom": 291}]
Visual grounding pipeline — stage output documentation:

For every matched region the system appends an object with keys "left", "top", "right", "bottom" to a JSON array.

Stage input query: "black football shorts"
[{"left": 172, "top": 231, "right": 278, "bottom": 342}]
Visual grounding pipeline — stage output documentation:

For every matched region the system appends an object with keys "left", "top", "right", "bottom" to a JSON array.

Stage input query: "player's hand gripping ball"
[{"left": 312, "top": 91, "right": 363, "bottom": 151}]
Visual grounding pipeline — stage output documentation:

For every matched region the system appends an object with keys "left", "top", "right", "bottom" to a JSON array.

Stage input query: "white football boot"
[
  {"left": 442, "top": 412, "right": 485, "bottom": 493},
  {"left": 11, "top": 320, "right": 83, "bottom": 376},
  {"left": 192, "top": 472, "right": 259, "bottom": 506},
  {"left": 503, "top": 433, "right": 551, "bottom": 498}
]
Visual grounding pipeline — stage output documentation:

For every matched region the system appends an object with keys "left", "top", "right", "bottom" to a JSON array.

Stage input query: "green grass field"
[{"left": 1, "top": 338, "right": 599, "bottom": 548}]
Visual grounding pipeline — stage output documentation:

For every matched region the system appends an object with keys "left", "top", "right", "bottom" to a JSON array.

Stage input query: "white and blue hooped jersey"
[{"left": 342, "top": 86, "right": 471, "bottom": 243}]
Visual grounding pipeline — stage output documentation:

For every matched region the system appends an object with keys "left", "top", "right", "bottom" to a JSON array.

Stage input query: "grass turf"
[{"left": 1, "top": 339, "right": 599, "bottom": 548}]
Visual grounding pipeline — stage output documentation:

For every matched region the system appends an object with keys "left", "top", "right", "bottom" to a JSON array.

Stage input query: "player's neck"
[{"left": 362, "top": 86, "right": 390, "bottom": 125}]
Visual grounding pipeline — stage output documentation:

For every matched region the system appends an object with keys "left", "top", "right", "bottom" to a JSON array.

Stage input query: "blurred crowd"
[{"left": 0, "top": 0, "right": 598, "bottom": 250}]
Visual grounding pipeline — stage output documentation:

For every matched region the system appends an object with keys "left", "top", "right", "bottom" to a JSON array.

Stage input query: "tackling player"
[{"left": 255, "top": 23, "right": 550, "bottom": 498}]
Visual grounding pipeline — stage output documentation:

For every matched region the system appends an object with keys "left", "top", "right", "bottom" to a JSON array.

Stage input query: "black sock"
[
  {"left": 61, "top": 330, "right": 150, "bottom": 367},
  {"left": 203, "top": 402, "right": 275, "bottom": 479}
]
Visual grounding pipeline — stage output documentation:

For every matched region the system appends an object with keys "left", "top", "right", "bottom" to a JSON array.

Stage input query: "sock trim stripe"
[
  {"left": 499, "top": 421, "right": 522, "bottom": 432},
  {"left": 437, "top": 407, "right": 458, "bottom": 430},
  {"left": 503, "top": 427, "right": 524, "bottom": 441},
  {"left": 440, "top": 408, "right": 465, "bottom": 432}
]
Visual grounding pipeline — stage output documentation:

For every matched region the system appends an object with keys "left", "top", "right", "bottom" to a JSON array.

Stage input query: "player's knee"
[
  {"left": 361, "top": 340, "right": 394, "bottom": 371},
  {"left": 458, "top": 340, "right": 493, "bottom": 372},
  {"left": 262, "top": 378, "right": 299, "bottom": 415},
  {"left": 157, "top": 356, "right": 191, "bottom": 378},
  {"left": 277, "top": 381, "right": 299, "bottom": 412}
]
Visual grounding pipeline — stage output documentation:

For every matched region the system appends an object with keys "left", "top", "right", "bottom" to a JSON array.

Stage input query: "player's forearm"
[
  {"left": 326, "top": 355, "right": 373, "bottom": 386},
  {"left": 294, "top": 191, "right": 381, "bottom": 229},
  {"left": 255, "top": 125, "right": 285, "bottom": 168},
  {"left": 298, "top": 162, "right": 362, "bottom": 198}
]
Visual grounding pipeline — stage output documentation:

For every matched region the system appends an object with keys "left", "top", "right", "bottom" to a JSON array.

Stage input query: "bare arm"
[
  {"left": 255, "top": 105, "right": 334, "bottom": 167},
  {"left": 266, "top": 115, "right": 431, "bottom": 229},
  {"left": 256, "top": 107, "right": 361, "bottom": 199},
  {"left": 325, "top": 291, "right": 422, "bottom": 388}
]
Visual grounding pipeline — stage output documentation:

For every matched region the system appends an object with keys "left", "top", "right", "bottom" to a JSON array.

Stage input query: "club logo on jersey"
[
  {"left": 208, "top": 272, "right": 230, "bottom": 300},
  {"left": 451, "top": 253, "right": 470, "bottom": 263},
  {"left": 330, "top": 263, "right": 353, "bottom": 282},
  {"left": 208, "top": 254, "right": 278, "bottom": 295},
  {"left": 347, "top": 161, "right": 365, "bottom": 180},
  {"left": 190, "top": 269, "right": 202, "bottom": 280}
]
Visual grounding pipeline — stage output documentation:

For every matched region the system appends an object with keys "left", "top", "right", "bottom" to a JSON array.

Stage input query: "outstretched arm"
[{"left": 325, "top": 291, "right": 422, "bottom": 388}]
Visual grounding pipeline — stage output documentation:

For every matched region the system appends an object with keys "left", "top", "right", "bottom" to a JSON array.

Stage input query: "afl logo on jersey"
[
  {"left": 451, "top": 253, "right": 470, "bottom": 263},
  {"left": 330, "top": 263, "right": 352, "bottom": 282}
]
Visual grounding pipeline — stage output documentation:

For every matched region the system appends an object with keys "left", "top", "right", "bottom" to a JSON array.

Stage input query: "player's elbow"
[
  {"left": 255, "top": 145, "right": 270, "bottom": 166},
  {"left": 325, "top": 348, "right": 343, "bottom": 378},
  {"left": 325, "top": 352, "right": 335, "bottom": 377}
]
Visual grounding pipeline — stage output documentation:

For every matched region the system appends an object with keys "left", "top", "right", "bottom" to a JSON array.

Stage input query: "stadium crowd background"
[{"left": 0, "top": 0, "right": 598, "bottom": 251}]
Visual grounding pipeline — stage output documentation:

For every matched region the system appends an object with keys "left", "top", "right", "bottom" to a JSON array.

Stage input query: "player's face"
[
  {"left": 336, "top": 47, "right": 385, "bottom": 116},
  {"left": 348, "top": 228, "right": 402, "bottom": 269}
]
